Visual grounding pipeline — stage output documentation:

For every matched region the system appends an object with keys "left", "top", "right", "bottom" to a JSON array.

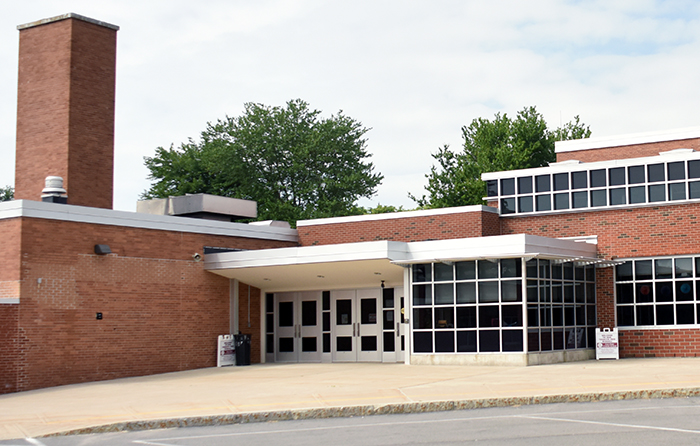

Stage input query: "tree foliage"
[
  {"left": 143, "top": 99, "right": 383, "bottom": 223},
  {"left": 411, "top": 106, "right": 591, "bottom": 208},
  {"left": 0, "top": 185, "right": 13, "bottom": 202}
]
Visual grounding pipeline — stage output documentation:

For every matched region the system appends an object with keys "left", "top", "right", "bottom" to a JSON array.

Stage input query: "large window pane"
[
  {"left": 536, "top": 194, "right": 551, "bottom": 211},
  {"left": 456, "top": 307, "right": 476, "bottom": 328},
  {"left": 501, "top": 198, "right": 516, "bottom": 214},
  {"left": 572, "top": 191, "right": 588, "bottom": 208},
  {"left": 590, "top": 169, "right": 606, "bottom": 187},
  {"left": 434, "top": 307, "right": 454, "bottom": 328},
  {"left": 478, "top": 282, "right": 499, "bottom": 302},
  {"left": 553, "top": 173, "right": 569, "bottom": 191},
  {"left": 669, "top": 183, "right": 686, "bottom": 201},
  {"left": 648, "top": 184, "right": 666, "bottom": 202},
  {"left": 554, "top": 193, "right": 569, "bottom": 210},
  {"left": 591, "top": 189, "right": 607, "bottom": 207},
  {"left": 668, "top": 162, "right": 685, "bottom": 181},
  {"left": 501, "top": 178, "right": 515, "bottom": 195},
  {"left": 478, "top": 305, "right": 500, "bottom": 327},
  {"left": 519, "top": 196, "right": 533, "bottom": 213},
  {"left": 500, "top": 259, "right": 521, "bottom": 278},
  {"left": 502, "top": 330, "right": 523, "bottom": 352},
  {"left": 413, "top": 284, "right": 432, "bottom": 305},
  {"left": 457, "top": 331, "right": 477, "bottom": 352},
  {"left": 456, "top": 282, "right": 476, "bottom": 303},
  {"left": 629, "top": 186, "right": 645, "bottom": 204},
  {"left": 609, "top": 167, "right": 625, "bottom": 186},
  {"left": 610, "top": 188, "right": 626, "bottom": 205},
  {"left": 413, "top": 264, "right": 431, "bottom": 282},
  {"left": 535, "top": 175, "right": 550, "bottom": 192},
  {"left": 501, "top": 280, "right": 523, "bottom": 302},
  {"left": 434, "top": 283, "right": 454, "bottom": 304},
  {"left": 518, "top": 176, "right": 533, "bottom": 194},
  {"left": 479, "top": 330, "right": 500, "bottom": 352},
  {"left": 572, "top": 171, "right": 587, "bottom": 189},
  {"left": 478, "top": 261, "right": 498, "bottom": 279},
  {"left": 648, "top": 163, "right": 665, "bottom": 182},
  {"left": 486, "top": 180, "right": 498, "bottom": 197},
  {"left": 456, "top": 261, "right": 476, "bottom": 280},
  {"left": 435, "top": 331, "right": 455, "bottom": 352},
  {"left": 413, "top": 308, "right": 432, "bottom": 329},
  {"left": 628, "top": 165, "right": 645, "bottom": 184}
]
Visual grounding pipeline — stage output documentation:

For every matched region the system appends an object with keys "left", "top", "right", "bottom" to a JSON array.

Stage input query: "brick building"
[{"left": 3, "top": 13, "right": 700, "bottom": 394}]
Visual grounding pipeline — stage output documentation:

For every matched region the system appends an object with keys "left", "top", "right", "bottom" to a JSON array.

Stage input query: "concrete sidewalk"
[{"left": 2, "top": 358, "right": 700, "bottom": 440}]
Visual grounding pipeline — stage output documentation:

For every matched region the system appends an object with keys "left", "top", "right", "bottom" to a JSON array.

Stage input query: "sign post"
[
  {"left": 217, "top": 334, "right": 236, "bottom": 367},
  {"left": 595, "top": 328, "right": 619, "bottom": 360}
]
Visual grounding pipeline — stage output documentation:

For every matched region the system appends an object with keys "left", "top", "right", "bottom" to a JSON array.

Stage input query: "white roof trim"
[
  {"left": 556, "top": 126, "right": 700, "bottom": 153},
  {"left": 0, "top": 200, "right": 298, "bottom": 243},
  {"left": 482, "top": 148, "right": 700, "bottom": 181},
  {"left": 297, "top": 205, "right": 497, "bottom": 227}
]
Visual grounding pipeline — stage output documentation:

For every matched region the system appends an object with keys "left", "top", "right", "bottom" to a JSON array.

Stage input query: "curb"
[{"left": 45, "top": 387, "right": 700, "bottom": 438}]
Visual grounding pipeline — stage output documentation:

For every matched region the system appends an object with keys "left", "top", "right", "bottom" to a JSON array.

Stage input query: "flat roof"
[
  {"left": 555, "top": 126, "right": 700, "bottom": 154},
  {"left": 18, "top": 13, "right": 119, "bottom": 31},
  {"left": 0, "top": 200, "right": 297, "bottom": 243}
]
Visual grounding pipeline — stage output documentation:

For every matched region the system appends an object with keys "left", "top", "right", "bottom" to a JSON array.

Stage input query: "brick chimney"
[{"left": 14, "top": 13, "right": 118, "bottom": 209}]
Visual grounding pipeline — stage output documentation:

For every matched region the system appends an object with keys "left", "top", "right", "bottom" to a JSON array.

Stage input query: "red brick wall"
[
  {"left": 619, "top": 329, "right": 700, "bottom": 358},
  {"left": 556, "top": 138, "right": 700, "bottom": 163},
  {"left": 236, "top": 282, "right": 261, "bottom": 363},
  {"left": 15, "top": 17, "right": 117, "bottom": 209},
  {"left": 503, "top": 204, "right": 700, "bottom": 354},
  {"left": 501, "top": 203, "right": 700, "bottom": 259},
  {"left": 0, "top": 306, "right": 19, "bottom": 394},
  {"left": 298, "top": 210, "right": 501, "bottom": 246},
  {"left": 0, "top": 217, "right": 294, "bottom": 393}
]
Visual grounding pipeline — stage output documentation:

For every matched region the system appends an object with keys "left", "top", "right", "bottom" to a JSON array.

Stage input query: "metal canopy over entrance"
[{"left": 204, "top": 234, "right": 605, "bottom": 365}]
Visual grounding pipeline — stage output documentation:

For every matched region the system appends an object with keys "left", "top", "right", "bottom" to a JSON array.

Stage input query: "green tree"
[
  {"left": 143, "top": 99, "right": 383, "bottom": 223},
  {"left": 411, "top": 106, "right": 590, "bottom": 208},
  {"left": 0, "top": 185, "right": 13, "bottom": 202}
]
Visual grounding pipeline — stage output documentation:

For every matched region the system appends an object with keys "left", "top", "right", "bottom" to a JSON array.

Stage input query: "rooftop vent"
[
  {"left": 41, "top": 176, "right": 67, "bottom": 204},
  {"left": 136, "top": 194, "right": 257, "bottom": 222}
]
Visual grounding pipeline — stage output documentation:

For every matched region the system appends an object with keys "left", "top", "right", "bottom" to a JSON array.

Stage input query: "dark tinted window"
[
  {"left": 668, "top": 162, "right": 685, "bottom": 181},
  {"left": 629, "top": 186, "right": 645, "bottom": 204},
  {"left": 501, "top": 178, "right": 515, "bottom": 195},
  {"left": 486, "top": 180, "right": 498, "bottom": 197},
  {"left": 628, "top": 165, "right": 645, "bottom": 184},
  {"left": 572, "top": 191, "right": 588, "bottom": 208},
  {"left": 591, "top": 190, "right": 607, "bottom": 207},
  {"left": 689, "top": 160, "right": 700, "bottom": 179},
  {"left": 536, "top": 194, "right": 551, "bottom": 211},
  {"left": 535, "top": 175, "right": 550, "bottom": 192},
  {"left": 609, "top": 167, "right": 625, "bottom": 186},
  {"left": 501, "top": 198, "right": 516, "bottom": 214},
  {"left": 610, "top": 188, "right": 626, "bottom": 205},
  {"left": 590, "top": 169, "right": 606, "bottom": 187},
  {"left": 648, "top": 163, "right": 665, "bottom": 182},
  {"left": 518, "top": 176, "right": 533, "bottom": 194},
  {"left": 554, "top": 193, "right": 569, "bottom": 210},
  {"left": 571, "top": 171, "right": 587, "bottom": 189},
  {"left": 648, "top": 184, "right": 665, "bottom": 202},
  {"left": 553, "top": 173, "right": 569, "bottom": 191},
  {"left": 518, "top": 196, "right": 533, "bottom": 213}
]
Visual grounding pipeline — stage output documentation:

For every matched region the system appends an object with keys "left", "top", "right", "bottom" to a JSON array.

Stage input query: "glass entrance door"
[
  {"left": 331, "top": 289, "right": 382, "bottom": 362},
  {"left": 274, "top": 292, "right": 322, "bottom": 363}
]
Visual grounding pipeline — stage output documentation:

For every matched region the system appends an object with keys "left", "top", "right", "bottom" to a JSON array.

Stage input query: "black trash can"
[{"left": 234, "top": 333, "right": 251, "bottom": 366}]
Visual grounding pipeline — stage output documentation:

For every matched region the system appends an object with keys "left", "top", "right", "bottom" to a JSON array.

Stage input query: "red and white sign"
[
  {"left": 217, "top": 334, "right": 236, "bottom": 367},
  {"left": 595, "top": 328, "right": 619, "bottom": 360}
]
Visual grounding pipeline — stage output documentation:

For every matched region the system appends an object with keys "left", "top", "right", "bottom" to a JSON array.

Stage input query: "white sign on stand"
[
  {"left": 217, "top": 334, "right": 236, "bottom": 367},
  {"left": 595, "top": 328, "right": 619, "bottom": 360}
]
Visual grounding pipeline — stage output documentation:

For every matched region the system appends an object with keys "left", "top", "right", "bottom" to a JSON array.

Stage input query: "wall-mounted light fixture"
[
  {"left": 94, "top": 244, "right": 112, "bottom": 255},
  {"left": 381, "top": 280, "right": 385, "bottom": 289}
]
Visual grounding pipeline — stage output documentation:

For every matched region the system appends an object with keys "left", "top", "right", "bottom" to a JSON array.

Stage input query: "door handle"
[
  {"left": 357, "top": 322, "right": 360, "bottom": 337},
  {"left": 396, "top": 322, "right": 400, "bottom": 337}
]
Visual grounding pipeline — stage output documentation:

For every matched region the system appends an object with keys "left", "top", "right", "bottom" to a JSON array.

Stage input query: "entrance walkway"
[{"left": 2, "top": 358, "right": 700, "bottom": 440}]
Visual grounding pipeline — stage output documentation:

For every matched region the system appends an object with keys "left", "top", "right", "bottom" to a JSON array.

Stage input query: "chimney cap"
[{"left": 18, "top": 13, "right": 119, "bottom": 31}]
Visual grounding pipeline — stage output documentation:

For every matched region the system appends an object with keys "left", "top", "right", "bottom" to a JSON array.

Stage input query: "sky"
[{"left": 1, "top": 0, "right": 699, "bottom": 212}]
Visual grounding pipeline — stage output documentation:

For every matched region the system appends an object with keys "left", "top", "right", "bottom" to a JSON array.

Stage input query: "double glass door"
[
  {"left": 273, "top": 288, "right": 404, "bottom": 363},
  {"left": 275, "top": 292, "right": 322, "bottom": 362},
  {"left": 332, "top": 289, "right": 382, "bottom": 362}
]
